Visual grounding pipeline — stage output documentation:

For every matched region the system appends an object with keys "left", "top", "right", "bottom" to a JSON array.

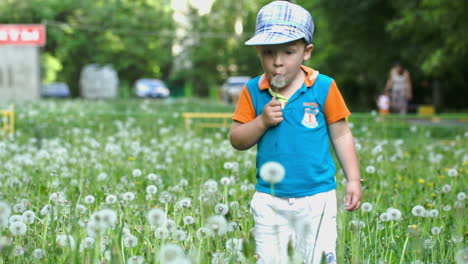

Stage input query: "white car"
[
  {"left": 221, "top": 76, "right": 251, "bottom": 103},
  {"left": 134, "top": 79, "right": 170, "bottom": 98}
]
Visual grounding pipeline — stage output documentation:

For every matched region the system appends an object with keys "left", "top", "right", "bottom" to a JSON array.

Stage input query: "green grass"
[{"left": 0, "top": 98, "right": 466, "bottom": 263}]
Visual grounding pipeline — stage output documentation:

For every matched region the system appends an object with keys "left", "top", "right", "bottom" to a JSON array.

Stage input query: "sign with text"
[{"left": 0, "top": 24, "right": 46, "bottom": 46}]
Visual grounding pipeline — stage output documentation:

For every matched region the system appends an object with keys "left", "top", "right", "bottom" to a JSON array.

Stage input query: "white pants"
[{"left": 250, "top": 190, "right": 337, "bottom": 264}]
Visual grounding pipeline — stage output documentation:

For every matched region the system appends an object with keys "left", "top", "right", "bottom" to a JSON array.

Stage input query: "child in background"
[
  {"left": 377, "top": 90, "right": 390, "bottom": 115},
  {"left": 229, "top": 1, "right": 361, "bottom": 263}
]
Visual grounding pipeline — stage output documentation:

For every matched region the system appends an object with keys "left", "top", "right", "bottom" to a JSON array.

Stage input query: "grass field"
[{"left": 0, "top": 98, "right": 466, "bottom": 264}]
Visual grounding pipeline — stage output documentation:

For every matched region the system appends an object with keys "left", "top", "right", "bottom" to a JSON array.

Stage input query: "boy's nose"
[{"left": 273, "top": 54, "right": 283, "bottom": 66}]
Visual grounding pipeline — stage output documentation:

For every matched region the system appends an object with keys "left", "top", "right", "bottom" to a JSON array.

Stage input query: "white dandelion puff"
[
  {"left": 379, "top": 212, "right": 390, "bottom": 222},
  {"left": 196, "top": 227, "right": 214, "bottom": 239},
  {"left": 154, "top": 227, "right": 169, "bottom": 239},
  {"left": 105, "top": 194, "right": 118, "bottom": 204},
  {"left": 205, "top": 215, "right": 228, "bottom": 236},
  {"left": 147, "top": 208, "right": 167, "bottom": 227},
  {"left": 452, "top": 235, "right": 463, "bottom": 243},
  {"left": 21, "top": 210, "right": 36, "bottom": 224},
  {"left": 423, "top": 239, "right": 435, "bottom": 249},
  {"left": 220, "top": 177, "right": 231, "bottom": 185},
  {"left": 455, "top": 248, "right": 468, "bottom": 264},
  {"left": 223, "top": 162, "right": 234, "bottom": 170},
  {"left": 431, "top": 227, "right": 441, "bottom": 235},
  {"left": 183, "top": 216, "right": 195, "bottom": 225},
  {"left": 178, "top": 198, "right": 192, "bottom": 209},
  {"left": 84, "top": 195, "right": 95, "bottom": 204},
  {"left": 443, "top": 205, "right": 452, "bottom": 211},
  {"left": 0, "top": 201, "right": 11, "bottom": 218},
  {"left": 13, "top": 246, "right": 25, "bottom": 256},
  {"left": 146, "top": 185, "right": 158, "bottom": 195},
  {"left": 9, "top": 214, "right": 23, "bottom": 223},
  {"left": 32, "top": 248, "right": 46, "bottom": 259},
  {"left": 127, "top": 256, "right": 144, "bottom": 264},
  {"left": 56, "top": 235, "right": 75, "bottom": 248},
  {"left": 365, "top": 165, "right": 376, "bottom": 174},
  {"left": 172, "top": 229, "right": 187, "bottom": 241},
  {"left": 226, "top": 238, "right": 243, "bottom": 252},
  {"left": 387, "top": 208, "right": 402, "bottom": 221},
  {"left": 132, "top": 169, "right": 142, "bottom": 177},
  {"left": 428, "top": 209, "right": 439, "bottom": 218},
  {"left": 457, "top": 192, "right": 466, "bottom": 201},
  {"left": 159, "top": 191, "right": 173, "bottom": 204},
  {"left": 122, "top": 192, "right": 135, "bottom": 202},
  {"left": 361, "top": 202, "right": 373, "bottom": 212},
  {"left": 214, "top": 203, "right": 229, "bottom": 216},
  {"left": 411, "top": 205, "right": 426, "bottom": 217},
  {"left": 80, "top": 237, "right": 95, "bottom": 250},
  {"left": 123, "top": 234, "right": 138, "bottom": 248},
  {"left": 259, "top": 161, "right": 285, "bottom": 184},
  {"left": 447, "top": 168, "right": 458, "bottom": 177},
  {"left": 441, "top": 184, "right": 452, "bottom": 193},
  {"left": 13, "top": 203, "right": 26, "bottom": 213},
  {"left": 97, "top": 172, "right": 108, "bottom": 181},
  {"left": 9, "top": 221, "right": 27, "bottom": 236},
  {"left": 159, "top": 243, "right": 185, "bottom": 263}
]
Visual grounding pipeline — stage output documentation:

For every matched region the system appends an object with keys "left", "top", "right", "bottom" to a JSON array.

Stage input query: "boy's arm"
[
  {"left": 230, "top": 98, "right": 283, "bottom": 150},
  {"left": 328, "top": 119, "right": 362, "bottom": 211}
]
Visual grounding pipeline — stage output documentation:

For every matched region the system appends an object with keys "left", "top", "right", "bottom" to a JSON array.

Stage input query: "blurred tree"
[{"left": 0, "top": 0, "right": 175, "bottom": 97}]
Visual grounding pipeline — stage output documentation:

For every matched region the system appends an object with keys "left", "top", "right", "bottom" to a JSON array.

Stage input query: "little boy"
[{"left": 229, "top": 1, "right": 361, "bottom": 263}]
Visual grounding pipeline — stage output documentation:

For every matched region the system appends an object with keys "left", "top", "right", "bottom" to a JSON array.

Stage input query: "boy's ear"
[{"left": 303, "top": 44, "right": 314, "bottom": 61}]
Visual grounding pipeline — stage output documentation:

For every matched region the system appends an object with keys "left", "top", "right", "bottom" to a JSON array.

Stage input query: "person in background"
[
  {"left": 385, "top": 62, "right": 413, "bottom": 114},
  {"left": 376, "top": 89, "right": 391, "bottom": 115}
]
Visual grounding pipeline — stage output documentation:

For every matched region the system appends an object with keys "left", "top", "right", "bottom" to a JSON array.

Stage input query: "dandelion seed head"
[
  {"left": 122, "top": 192, "right": 135, "bottom": 202},
  {"left": 56, "top": 235, "right": 75, "bottom": 248},
  {"left": 13, "top": 245, "right": 24, "bottom": 256},
  {"left": 159, "top": 191, "right": 173, "bottom": 204},
  {"left": 220, "top": 177, "right": 231, "bottom": 185},
  {"left": 84, "top": 195, "right": 95, "bottom": 204},
  {"left": 105, "top": 194, "right": 117, "bottom": 204},
  {"left": 9, "top": 221, "right": 27, "bottom": 236},
  {"left": 361, "top": 202, "right": 373, "bottom": 212},
  {"left": 12, "top": 203, "right": 26, "bottom": 213},
  {"left": 428, "top": 209, "right": 439, "bottom": 218},
  {"left": 172, "top": 229, "right": 187, "bottom": 241},
  {"left": 205, "top": 215, "right": 228, "bottom": 236},
  {"left": 411, "top": 205, "right": 426, "bottom": 217},
  {"left": 154, "top": 227, "right": 169, "bottom": 239},
  {"left": 159, "top": 243, "right": 185, "bottom": 262},
  {"left": 183, "top": 216, "right": 195, "bottom": 225},
  {"left": 21, "top": 210, "right": 36, "bottom": 224},
  {"left": 455, "top": 248, "right": 468, "bottom": 264},
  {"left": 147, "top": 208, "right": 167, "bottom": 227},
  {"left": 226, "top": 238, "right": 243, "bottom": 252},
  {"left": 423, "top": 239, "right": 435, "bottom": 249},
  {"left": 365, "top": 165, "right": 376, "bottom": 174},
  {"left": 441, "top": 184, "right": 452, "bottom": 193},
  {"left": 9, "top": 214, "right": 23, "bottom": 224},
  {"left": 447, "top": 168, "right": 458, "bottom": 177},
  {"left": 379, "top": 212, "right": 389, "bottom": 222},
  {"left": 0, "top": 202, "right": 11, "bottom": 218},
  {"left": 132, "top": 169, "right": 142, "bottom": 177},
  {"left": 178, "top": 198, "right": 192, "bottom": 209},
  {"left": 431, "top": 226, "right": 441, "bottom": 235},
  {"left": 457, "top": 192, "right": 466, "bottom": 201},
  {"left": 214, "top": 203, "right": 229, "bottom": 216},
  {"left": 387, "top": 208, "right": 402, "bottom": 221},
  {"left": 259, "top": 161, "right": 285, "bottom": 184},
  {"left": 32, "top": 248, "right": 46, "bottom": 259},
  {"left": 146, "top": 185, "right": 158, "bottom": 195},
  {"left": 196, "top": 227, "right": 214, "bottom": 239},
  {"left": 123, "top": 234, "right": 138, "bottom": 248}
]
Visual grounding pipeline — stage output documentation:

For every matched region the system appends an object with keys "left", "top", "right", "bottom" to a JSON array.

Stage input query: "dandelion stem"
[{"left": 398, "top": 234, "right": 409, "bottom": 264}]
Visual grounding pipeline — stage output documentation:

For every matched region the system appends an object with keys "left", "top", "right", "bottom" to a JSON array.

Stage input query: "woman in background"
[{"left": 385, "top": 62, "right": 412, "bottom": 114}]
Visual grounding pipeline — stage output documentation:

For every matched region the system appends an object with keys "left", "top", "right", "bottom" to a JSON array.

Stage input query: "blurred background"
[{"left": 0, "top": 0, "right": 467, "bottom": 112}]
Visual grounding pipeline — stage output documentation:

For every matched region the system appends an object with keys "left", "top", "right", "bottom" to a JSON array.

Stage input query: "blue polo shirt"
[{"left": 233, "top": 66, "right": 350, "bottom": 197}]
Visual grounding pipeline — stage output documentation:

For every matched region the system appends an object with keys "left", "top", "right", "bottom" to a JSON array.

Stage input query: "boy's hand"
[
  {"left": 261, "top": 97, "right": 283, "bottom": 128},
  {"left": 345, "top": 180, "right": 361, "bottom": 211}
]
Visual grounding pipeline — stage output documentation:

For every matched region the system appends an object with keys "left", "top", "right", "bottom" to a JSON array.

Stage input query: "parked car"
[
  {"left": 221, "top": 76, "right": 251, "bottom": 103},
  {"left": 134, "top": 78, "right": 170, "bottom": 98},
  {"left": 41, "top": 82, "right": 71, "bottom": 97}
]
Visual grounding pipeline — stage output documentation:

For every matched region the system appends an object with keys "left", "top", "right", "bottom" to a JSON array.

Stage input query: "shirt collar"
[{"left": 258, "top": 65, "right": 319, "bottom": 90}]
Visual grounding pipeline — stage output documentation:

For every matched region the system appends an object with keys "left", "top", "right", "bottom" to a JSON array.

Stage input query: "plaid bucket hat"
[{"left": 245, "top": 1, "right": 314, "bottom": 46}]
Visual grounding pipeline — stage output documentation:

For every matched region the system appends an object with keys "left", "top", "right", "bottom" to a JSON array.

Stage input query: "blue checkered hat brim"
[{"left": 246, "top": 1, "right": 314, "bottom": 46}]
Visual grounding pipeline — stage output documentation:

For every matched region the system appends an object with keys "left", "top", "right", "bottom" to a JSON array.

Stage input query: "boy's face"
[{"left": 256, "top": 40, "right": 313, "bottom": 90}]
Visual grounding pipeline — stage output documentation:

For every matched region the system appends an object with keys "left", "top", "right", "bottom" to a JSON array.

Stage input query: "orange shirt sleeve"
[
  {"left": 232, "top": 86, "right": 256, "bottom": 123},
  {"left": 324, "top": 81, "right": 351, "bottom": 124}
]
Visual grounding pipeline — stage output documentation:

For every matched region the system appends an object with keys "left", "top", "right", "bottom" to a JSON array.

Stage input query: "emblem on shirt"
[{"left": 302, "top": 105, "right": 319, "bottom": 128}]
